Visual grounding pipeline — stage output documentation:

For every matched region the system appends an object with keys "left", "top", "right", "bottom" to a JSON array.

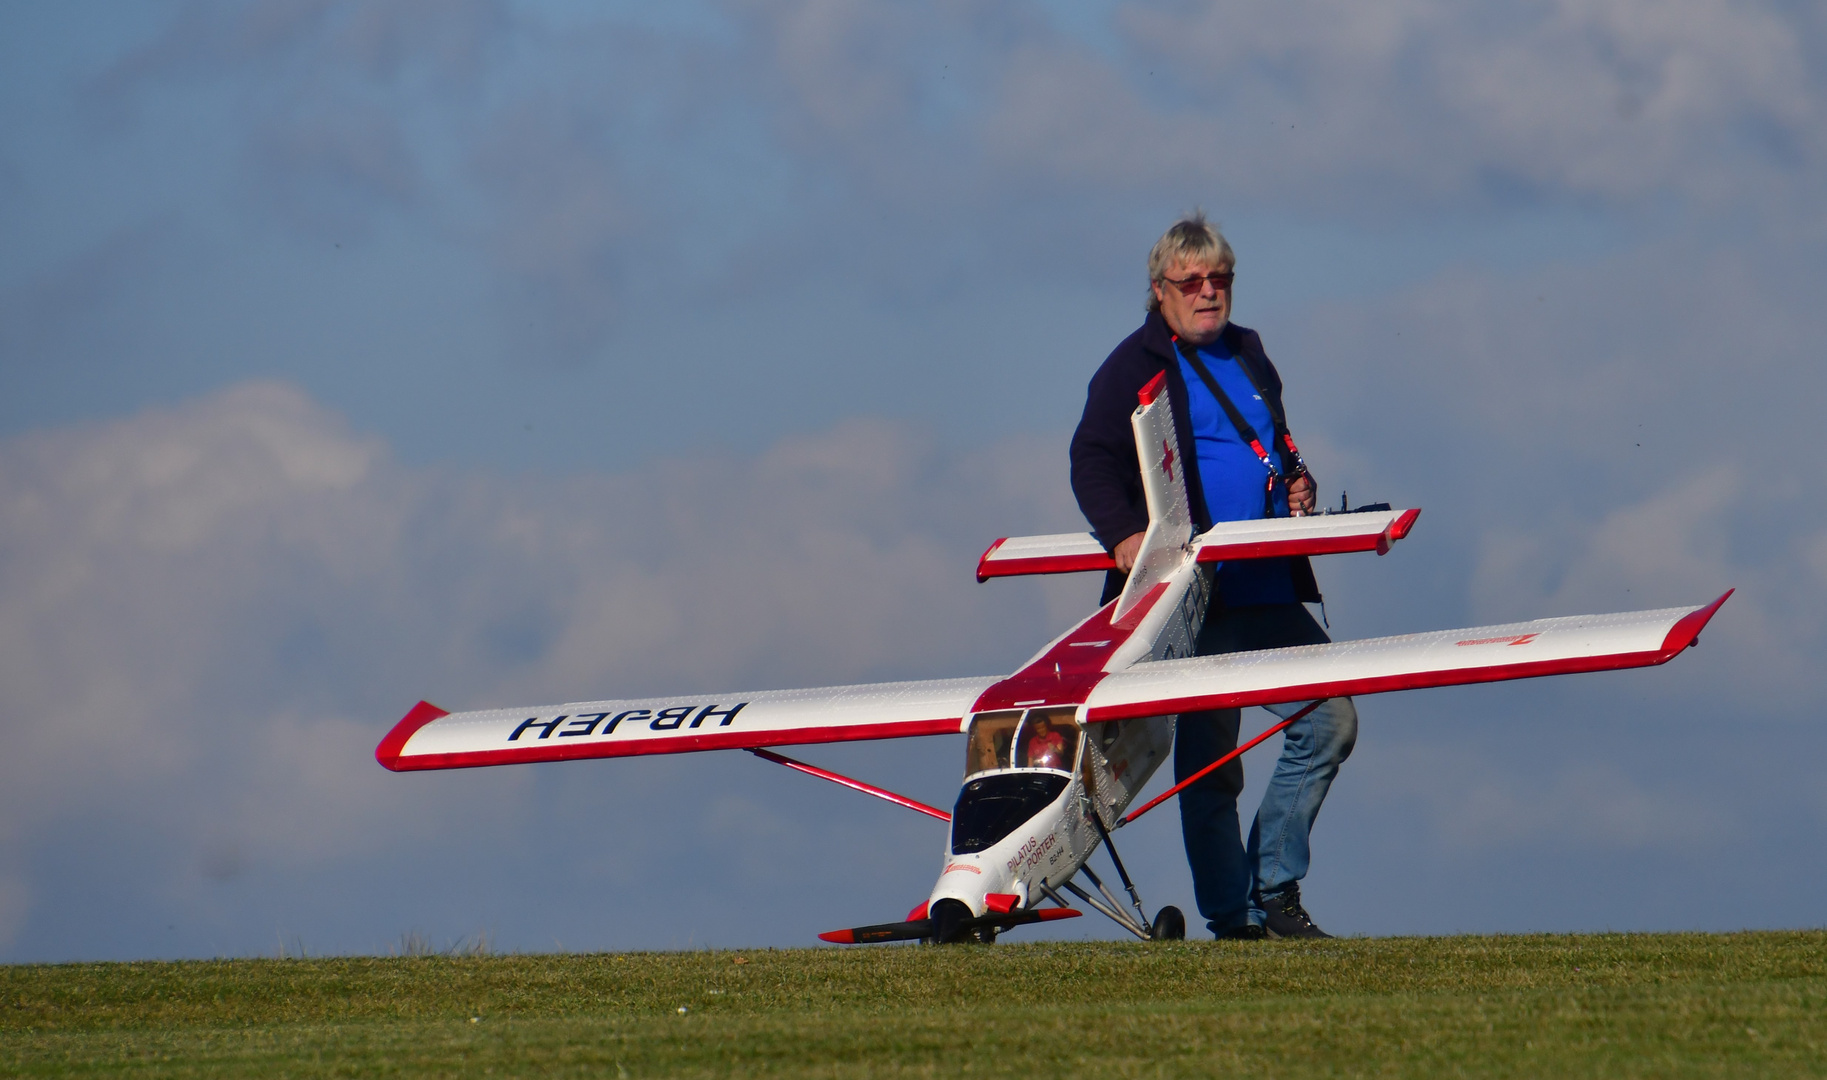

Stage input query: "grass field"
[{"left": 5, "top": 931, "right": 1825, "bottom": 1077}]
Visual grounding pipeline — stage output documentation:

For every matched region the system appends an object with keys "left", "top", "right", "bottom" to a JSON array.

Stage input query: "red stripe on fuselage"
[
  {"left": 968, "top": 585, "right": 1168, "bottom": 712},
  {"left": 1110, "top": 582, "right": 1168, "bottom": 630}
]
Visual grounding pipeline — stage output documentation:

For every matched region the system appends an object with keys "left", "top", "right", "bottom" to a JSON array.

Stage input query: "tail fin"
[{"left": 1113, "top": 373, "right": 1195, "bottom": 622}]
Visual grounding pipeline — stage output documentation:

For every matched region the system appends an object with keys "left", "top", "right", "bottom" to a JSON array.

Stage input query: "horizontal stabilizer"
[
  {"left": 818, "top": 906, "right": 1082, "bottom": 944},
  {"left": 977, "top": 533, "right": 1115, "bottom": 581},
  {"left": 378, "top": 676, "right": 997, "bottom": 772},
  {"left": 1085, "top": 592, "right": 1730, "bottom": 722},
  {"left": 1195, "top": 508, "right": 1420, "bottom": 562},
  {"left": 977, "top": 509, "right": 1421, "bottom": 582}
]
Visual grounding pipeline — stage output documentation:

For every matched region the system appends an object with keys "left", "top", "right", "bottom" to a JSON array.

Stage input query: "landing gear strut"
[{"left": 1040, "top": 812, "right": 1185, "bottom": 942}]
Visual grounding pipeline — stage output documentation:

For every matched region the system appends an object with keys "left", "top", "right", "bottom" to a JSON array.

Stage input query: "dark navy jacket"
[{"left": 1069, "top": 311, "right": 1322, "bottom": 606}]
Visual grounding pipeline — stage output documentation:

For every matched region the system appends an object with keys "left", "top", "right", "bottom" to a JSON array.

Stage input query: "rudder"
[{"left": 1112, "top": 373, "right": 1195, "bottom": 622}]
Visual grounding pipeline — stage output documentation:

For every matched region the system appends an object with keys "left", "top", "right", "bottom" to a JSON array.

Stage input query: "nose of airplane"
[{"left": 927, "top": 855, "right": 1012, "bottom": 918}]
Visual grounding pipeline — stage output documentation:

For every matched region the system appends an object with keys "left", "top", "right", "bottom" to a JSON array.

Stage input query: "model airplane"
[{"left": 378, "top": 374, "right": 1729, "bottom": 944}]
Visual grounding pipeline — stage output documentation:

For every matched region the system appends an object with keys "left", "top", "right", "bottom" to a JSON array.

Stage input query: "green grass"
[{"left": 5, "top": 932, "right": 1825, "bottom": 1077}]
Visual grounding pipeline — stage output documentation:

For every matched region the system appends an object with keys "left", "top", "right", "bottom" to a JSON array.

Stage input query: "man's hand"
[
  {"left": 1287, "top": 474, "right": 1316, "bottom": 517},
  {"left": 1113, "top": 532, "right": 1145, "bottom": 573},
  {"left": 1116, "top": 475, "right": 1311, "bottom": 569}
]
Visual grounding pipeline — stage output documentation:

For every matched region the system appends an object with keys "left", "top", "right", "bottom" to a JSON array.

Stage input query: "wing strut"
[
  {"left": 1121, "top": 700, "right": 1324, "bottom": 825},
  {"left": 747, "top": 748, "right": 952, "bottom": 822}
]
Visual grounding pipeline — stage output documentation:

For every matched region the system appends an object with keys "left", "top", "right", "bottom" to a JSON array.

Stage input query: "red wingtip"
[
  {"left": 1138, "top": 372, "right": 1168, "bottom": 406},
  {"left": 376, "top": 700, "right": 450, "bottom": 771},
  {"left": 976, "top": 537, "right": 1008, "bottom": 583},
  {"left": 1660, "top": 589, "right": 1733, "bottom": 656},
  {"left": 817, "top": 929, "right": 857, "bottom": 944},
  {"left": 1377, "top": 508, "right": 1422, "bottom": 555},
  {"left": 1035, "top": 908, "right": 1083, "bottom": 922}
]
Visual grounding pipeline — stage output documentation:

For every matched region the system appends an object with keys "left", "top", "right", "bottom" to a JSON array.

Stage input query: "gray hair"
[{"left": 1146, "top": 211, "right": 1234, "bottom": 312}]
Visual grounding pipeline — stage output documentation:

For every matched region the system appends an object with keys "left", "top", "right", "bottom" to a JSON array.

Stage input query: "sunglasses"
[{"left": 1162, "top": 271, "right": 1234, "bottom": 295}]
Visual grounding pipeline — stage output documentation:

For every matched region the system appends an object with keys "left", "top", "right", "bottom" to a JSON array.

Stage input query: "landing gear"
[
  {"left": 923, "top": 899, "right": 1008, "bottom": 945},
  {"left": 930, "top": 899, "right": 974, "bottom": 944},
  {"left": 1042, "top": 810, "right": 1186, "bottom": 942}
]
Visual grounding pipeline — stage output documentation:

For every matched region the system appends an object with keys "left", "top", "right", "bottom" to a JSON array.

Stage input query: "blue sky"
[{"left": 2, "top": 0, "right": 1824, "bottom": 960}]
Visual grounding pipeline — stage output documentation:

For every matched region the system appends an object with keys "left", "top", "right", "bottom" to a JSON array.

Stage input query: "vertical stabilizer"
[{"left": 1112, "top": 373, "right": 1195, "bottom": 622}]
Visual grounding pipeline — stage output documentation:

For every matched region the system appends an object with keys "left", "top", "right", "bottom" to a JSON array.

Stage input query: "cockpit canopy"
[
  {"left": 950, "top": 772, "right": 1069, "bottom": 854},
  {"left": 950, "top": 708, "right": 1083, "bottom": 856},
  {"left": 964, "top": 707, "right": 1081, "bottom": 777}
]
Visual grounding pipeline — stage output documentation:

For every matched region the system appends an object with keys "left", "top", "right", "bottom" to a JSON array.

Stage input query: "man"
[
  {"left": 1022, "top": 715, "right": 1069, "bottom": 770},
  {"left": 1069, "top": 213, "right": 1358, "bottom": 940}
]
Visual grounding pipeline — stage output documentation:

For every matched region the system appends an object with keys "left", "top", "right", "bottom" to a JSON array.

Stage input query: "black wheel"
[
  {"left": 976, "top": 925, "right": 998, "bottom": 945},
  {"left": 930, "top": 899, "right": 974, "bottom": 944},
  {"left": 1152, "top": 905, "right": 1186, "bottom": 941}
]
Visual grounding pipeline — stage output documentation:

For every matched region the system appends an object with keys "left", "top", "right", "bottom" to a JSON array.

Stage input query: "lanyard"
[{"left": 1172, "top": 337, "right": 1311, "bottom": 517}]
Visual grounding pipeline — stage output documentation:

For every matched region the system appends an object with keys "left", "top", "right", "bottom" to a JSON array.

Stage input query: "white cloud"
[
  {"left": 67, "top": 0, "right": 1826, "bottom": 365},
  {"left": 1470, "top": 467, "right": 1741, "bottom": 615},
  {"left": 1804, "top": 532, "right": 1827, "bottom": 588},
  {"left": 1356, "top": 741, "right": 1734, "bottom": 853},
  {"left": 0, "top": 381, "right": 1081, "bottom": 954},
  {"left": 1107, "top": 0, "right": 1826, "bottom": 206},
  {"left": 1262, "top": 232, "right": 1827, "bottom": 711},
  {"left": 1440, "top": 0, "right": 1819, "bottom": 197}
]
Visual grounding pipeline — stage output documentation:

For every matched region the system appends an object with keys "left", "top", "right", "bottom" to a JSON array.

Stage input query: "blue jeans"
[{"left": 1174, "top": 603, "right": 1358, "bottom": 934}]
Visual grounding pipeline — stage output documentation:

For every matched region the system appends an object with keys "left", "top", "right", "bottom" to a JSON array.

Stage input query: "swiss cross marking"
[
  {"left": 1454, "top": 633, "right": 1540, "bottom": 647},
  {"left": 1160, "top": 440, "right": 1176, "bottom": 483}
]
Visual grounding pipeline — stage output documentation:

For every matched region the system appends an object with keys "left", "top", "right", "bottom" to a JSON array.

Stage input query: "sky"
[{"left": 1, "top": 0, "right": 1824, "bottom": 961}]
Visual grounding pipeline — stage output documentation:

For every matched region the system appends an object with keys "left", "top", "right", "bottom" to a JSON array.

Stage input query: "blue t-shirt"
[{"left": 1176, "top": 338, "right": 1297, "bottom": 606}]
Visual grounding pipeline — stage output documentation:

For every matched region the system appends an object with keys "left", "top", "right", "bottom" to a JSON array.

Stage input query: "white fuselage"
[{"left": 927, "top": 549, "right": 1205, "bottom": 920}]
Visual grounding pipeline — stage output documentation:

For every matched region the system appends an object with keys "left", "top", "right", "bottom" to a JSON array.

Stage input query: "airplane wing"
[
  {"left": 1084, "top": 592, "right": 1730, "bottom": 722},
  {"left": 976, "top": 509, "right": 1421, "bottom": 581},
  {"left": 976, "top": 532, "right": 1114, "bottom": 581},
  {"left": 1194, "top": 507, "right": 1419, "bottom": 562},
  {"left": 377, "top": 676, "right": 998, "bottom": 772}
]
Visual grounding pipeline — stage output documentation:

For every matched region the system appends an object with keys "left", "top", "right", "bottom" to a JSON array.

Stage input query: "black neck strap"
[
  {"left": 1174, "top": 336, "right": 1311, "bottom": 489},
  {"left": 1175, "top": 340, "right": 1276, "bottom": 471},
  {"left": 1174, "top": 338, "right": 1281, "bottom": 519}
]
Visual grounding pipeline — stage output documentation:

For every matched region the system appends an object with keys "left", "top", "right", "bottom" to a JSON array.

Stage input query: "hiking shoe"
[
  {"left": 1215, "top": 923, "right": 1266, "bottom": 941},
  {"left": 1259, "top": 886, "right": 1332, "bottom": 939}
]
